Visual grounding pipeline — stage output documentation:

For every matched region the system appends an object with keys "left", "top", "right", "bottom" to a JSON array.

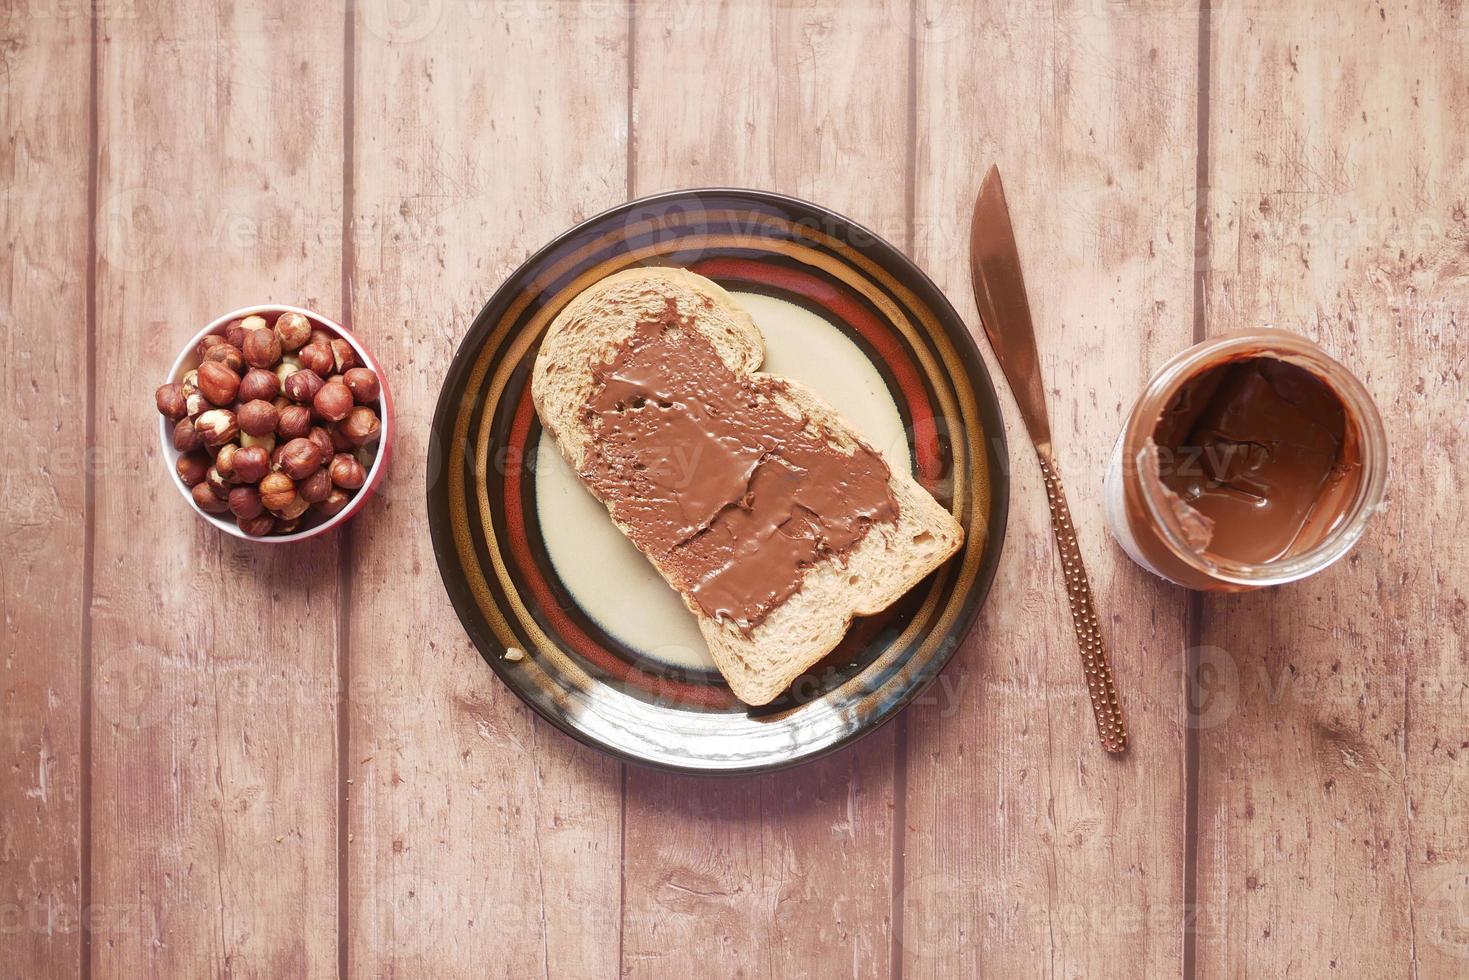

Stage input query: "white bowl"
[{"left": 159, "top": 304, "right": 394, "bottom": 542}]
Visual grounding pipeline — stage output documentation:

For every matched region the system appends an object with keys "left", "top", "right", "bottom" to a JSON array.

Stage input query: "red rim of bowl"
[{"left": 158, "top": 304, "right": 394, "bottom": 543}]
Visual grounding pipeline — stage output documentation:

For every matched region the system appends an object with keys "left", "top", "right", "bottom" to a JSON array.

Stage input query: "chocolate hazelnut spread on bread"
[{"left": 577, "top": 303, "right": 900, "bottom": 633}]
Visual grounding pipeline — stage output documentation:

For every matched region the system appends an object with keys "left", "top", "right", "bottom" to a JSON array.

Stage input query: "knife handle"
[{"left": 1036, "top": 452, "right": 1128, "bottom": 754}]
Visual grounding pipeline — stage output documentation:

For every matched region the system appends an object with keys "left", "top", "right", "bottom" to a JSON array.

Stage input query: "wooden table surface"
[{"left": 4, "top": 1, "right": 1467, "bottom": 977}]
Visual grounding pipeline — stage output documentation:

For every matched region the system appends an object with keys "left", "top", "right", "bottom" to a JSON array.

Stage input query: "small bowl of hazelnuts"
[{"left": 155, "top": 304, "right": 392, "bottom": 540}]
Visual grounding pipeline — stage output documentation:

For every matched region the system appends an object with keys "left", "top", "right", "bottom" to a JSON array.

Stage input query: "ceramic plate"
[{"left": 428, "top": 189, "right": 1008, "bottom": 773}]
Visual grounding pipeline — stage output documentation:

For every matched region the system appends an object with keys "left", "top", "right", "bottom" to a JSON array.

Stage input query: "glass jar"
[{"left": 1103, "top": 329, "right": 1388, "bottom": 591}]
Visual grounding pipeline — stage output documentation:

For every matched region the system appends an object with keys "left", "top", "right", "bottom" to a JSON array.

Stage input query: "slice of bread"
[{"left": 532, "top": 267, "right": 963, "bottom": 706}]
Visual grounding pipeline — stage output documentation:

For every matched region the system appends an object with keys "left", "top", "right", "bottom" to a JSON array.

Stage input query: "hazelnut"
[
  {"left": 155, "top": 382, "right": 187, "bottom": 421},
  {"left": 259, "top": 472, "right": 297, "bottom": 512},
  {"left": 277, "top": 404, "right": 313, "bottom": 440},
  {"left": 172, "top": 417, "right": 202, "bottom": 452},
  {"left": 342, "top": 367, "right": 380, "bottom": 404},
  {"left": 196, "top": 334, "right": 226, "bottom": 359},
  {"left": 240, "top": 315, "right": 268, "bottom": 333},
  {"left": 237, "top": 512, "right": 275, "bottom": 537},
  {"left": 313, "top": 382, "right": 353, "bottom": 423},
  {"left": 180, "top": 369, "right": 200, "bottom": 397},
  {"left": 238, "top": 367, "right": 280, "bottom": 403},
  {"left": 316, "top": 488, "right": 351, "bottom": 517},
  {"left": 176, "top": 452, "right": 210, "bottom": 487},
  {"left": 284, "top": 368, "right": 325, "bottom": 404},
  {"left": 238, "top": 399, "right": 279, "bottom": 437},
  {"left": 309, "top": 327, "right": 334, "bottom": 347},
  {"left": 329, "top": 453, "right": 367, "bottom": 490},
  {"left": 297, "top": 342, "right": 334, "bottom": 375},
  {"left": 279, "top": 437, "right": 323, "bottom": 480},
  {"left": 233, "top": 445, "right": 270, "bottom": 483},
  {"left": 215, "top": 443, "right": 240, "bottom": 481},
  {"left": 275, "top": 311, "right": 312, "bottom": 351},
  {"left": 195, "top": 409, "right": 238, "bottom": 446},
  {"left": 275, "top": 360, "right": 301, "bottom": 386},
  {"left": 225, "top": 319, "right": 248, "bottom": 350},
  {"left": 205, "top": 466, "right": 231, "bottom": 499},
  {"left": 197, "top": 361, "right": 241, "bottom": 406},
  {"left": 308, "top": 426, "right": 335, "bottom": 462},
  {"left": 192, "top": 481, "right": 230, "bottom": 514},
  {"left": 243, "top": 327, "right": 282, "bottom": 368},
  {"left": 228, "top": 485, "right": 264, "bottom": 520},
  {"left": 339, "top": 405, "right": 381, "bottom": 447},
  {"left": 329, "top": 423, "right": 355, "bottom": 452},
  {"left": 273, "top": 516, "right": 302, "bottom": 535},
  {"left": 299, "top": 469, "right": 333, "bottom": 504},
  {"left": 330, "top": 339, "right": 358, "bottom": 373},
  {"left": 273, "top": 495, "right": 310, "bottom": 521},
  {"left": 186, "top": 391, "right": 208, "bottom": 417},
  {"left": 203, "top": 342, "right": 246, "bottom": 375},
  {"left": 240, "top": 431, "right": 276, "bottom": 454}
]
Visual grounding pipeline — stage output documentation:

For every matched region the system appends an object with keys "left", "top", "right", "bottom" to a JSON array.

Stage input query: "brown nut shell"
[
  {"left": 330, "top": 339, "right": 358, "bottom": 373},
  {"left": 259, "top": 472, "right": 297, "bottom": 512},
  {"left": 275, "top": 311, "right": 312, "bottom": 351},
  {"left": 172, "top": 417, "right": 202, "bottom": 452},
  {"left": 176, "top": 452, "right": 210, "bottom": 487},
  {"left": 238, "top": 399, "right": 280, "bottom": 437},
  {"left": 307, "top": 426, "right": 335, "bottom": 464},
  {"left": 192, "top": 481, "right": 230, "bottom": 514},
  {"left": 238, "top": 367, "right": 281, "bottom": 403},
  {"left": 243, "top": 327, "right": 282, "bottom": 368},
  {"left": 279, "top": 437, "right": 323, "bottom": 480},
  {"left": 228, "top": 485, "right": 263, "bottom": 520},
  {"left": 197, "top": 360, "right": 241, "bottom": 406},
  {"left": 297, "top": 342, "right": 334, "bottom": 375},
  {"left": 237, "top": 512, "right": 275, "bottom": 537},
  {"left": 232, "top": 445, "right": 270, "bottom": 483},
  {"left": 196, "top": 334, "right": 226, "bottom": 359},
  {"left": 203, "top": 342, "right": 246, "bottom": 375},
  {"left": 283, "top": 368, "right": 325, "bottom": 404},
  {"left": 313, "top": 382, "right": 353, "bottom": 423},
  {"left": 195, "top": 409, "right": 239, "bottom": 446},
  {"left": 329, "top": 453, "right": 367, "bottom": 490},
  {"left": 276, "top": 404, "right": 313, "bottom": 440},
  {"left": 299, "top": 469, "right": 333, "bottom": 504},
  {"left": 339, "top": 405, "right": 381, "bottom": 447},
  {"left": 316, "top": 488, "right": 351, "bottom": 516},
  {"left": 342, "top": 367, "right": 380, "bottom": 404},
  {"left": 156, "top": 382, "right": 188, "bottom": 421}
]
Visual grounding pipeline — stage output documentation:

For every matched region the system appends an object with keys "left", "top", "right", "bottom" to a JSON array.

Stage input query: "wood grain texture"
[
  {"left": 90, "top": 2, "right": 345, "bottom": 974},
  {"left": 345, "top": 1, "right": 628, "bottom": 976},
  {"left": 1197, "top": 2, "right": 1469, "bottom": 975},
  {"left": 621, "top": 2, "right": 909, "bottom": 977},
  {"left": 902, "top": 2, "right": 1197, "bottom": 976},
  {"left": 0, "top": 9, "right": 89, "bottom": 976}
]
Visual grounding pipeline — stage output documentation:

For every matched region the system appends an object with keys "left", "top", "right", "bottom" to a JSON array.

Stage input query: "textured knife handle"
[{"left": 1036, "top": 453, "right": 1128, "bottom": 754}]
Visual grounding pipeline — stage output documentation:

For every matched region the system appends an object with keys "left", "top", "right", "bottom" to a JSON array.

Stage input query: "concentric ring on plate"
[{"left": 428, "top": 189, "right": 1009, "bottom": 773}]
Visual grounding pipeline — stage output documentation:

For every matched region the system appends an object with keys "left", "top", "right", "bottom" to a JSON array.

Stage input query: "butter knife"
[{"left": 969, "top": 165, "right": 1128, "bottom": 754}]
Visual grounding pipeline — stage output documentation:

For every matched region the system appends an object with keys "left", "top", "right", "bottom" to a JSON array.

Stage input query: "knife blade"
[
  {"left": 970, "top": 166, "right": 1054, "bottom": 452},
  {"left": 969, "top": 164, "right": 1129, "bottom": 754}
]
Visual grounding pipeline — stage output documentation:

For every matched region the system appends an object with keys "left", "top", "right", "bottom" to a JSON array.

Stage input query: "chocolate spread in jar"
[
  {"left": 577, "top": 306, "right": 899, "bottom": 634},
  {"left": 1149, "top": 356, "right": 1361, "bottom": 564}
]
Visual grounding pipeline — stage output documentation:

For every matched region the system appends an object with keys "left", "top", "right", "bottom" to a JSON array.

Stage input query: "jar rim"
[{"left": 1124, "top": 329, "right": 1389, "bottom": 586}]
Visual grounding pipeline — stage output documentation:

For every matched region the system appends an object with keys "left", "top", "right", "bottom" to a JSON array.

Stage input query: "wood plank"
[
  {"left": 1197, "top": 3, "right": 1469, "bottom": 975},
  {"left": 0, "top": 10, "right": 90, "bottom": 976},
  {"left": 90, "top": 3, "right": 345, "bottom": 974},
  {"left": 620, "top": 2, "right": 909, "bottom": 977},
  {"left": 345, "top": 2, "right": 628, "bottom": 976},
  {"left": 903, "top": 3, "right": 1198, "bottom": 976}
]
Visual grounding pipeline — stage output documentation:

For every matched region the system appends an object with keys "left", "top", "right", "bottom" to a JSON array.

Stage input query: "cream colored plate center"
[{"left": 533, "top": 290, "right": 911, "bottom": 671}]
